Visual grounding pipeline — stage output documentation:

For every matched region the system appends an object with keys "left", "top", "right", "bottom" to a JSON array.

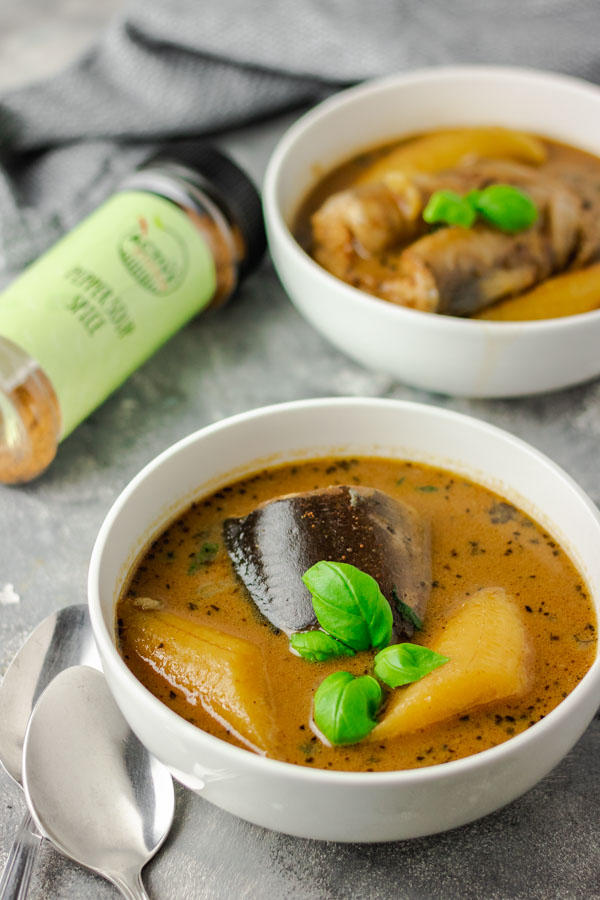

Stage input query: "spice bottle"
[{"left": 0, "top": 144, "right": 266, "bottom": 483}]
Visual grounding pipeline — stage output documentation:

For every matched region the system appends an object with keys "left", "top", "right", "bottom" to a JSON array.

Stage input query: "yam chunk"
[
  {"left": 356, "top": 128, "right": 547, "bottom": 185},
  {"left": 125, "top": 609, "right": 277, "bottom": 753},
  {"left": 474, "top": 263, "right": 600, "bottom": 320},
  {"left": 371, "top": 588, "right": 531, "bottom": 739}
]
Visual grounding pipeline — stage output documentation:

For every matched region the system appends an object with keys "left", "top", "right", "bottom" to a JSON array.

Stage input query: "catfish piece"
[
  {"left": 310, "top": 155, "right": 558, "bottom": 283},
  {"left": 388, "top": 224, "right": 555, "bottom": 315},
  {"left": 311, "top": 181, "right": 429, "bottom": 279},
  {"left": 311, "top": 157, "right": 587, "bottom": 313},
  {"left": 223, "top": 485, "right": 431, "bottom": 638},
  {"left": 362, "top": 160, "right": 586, "bottom": 314}
]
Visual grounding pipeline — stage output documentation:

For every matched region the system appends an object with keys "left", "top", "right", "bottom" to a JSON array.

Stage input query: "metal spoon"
[
  {"left": 0, "top": 604, "right": 100, "bottom": 899},
  {"left": 22, "top": 665, "right": 175, "bottom": 900}
]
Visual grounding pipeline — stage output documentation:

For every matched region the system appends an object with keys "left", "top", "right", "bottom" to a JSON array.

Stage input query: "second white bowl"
[
  {"left": 263, "top": 67, "right": 600, "bottom": 397},
  {"left": 89, "top": 399, "right": 600, "bottom": 841}
]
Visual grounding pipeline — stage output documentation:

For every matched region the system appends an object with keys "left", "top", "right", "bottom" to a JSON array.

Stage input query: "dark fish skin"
[{"left": 223, "top": 485, "right": 431, "bottom": 638}]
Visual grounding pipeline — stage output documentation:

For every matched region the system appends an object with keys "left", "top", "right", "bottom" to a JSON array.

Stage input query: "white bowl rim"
[
  {"left": 262, "top": 64, "right": 600, "bottom": 332},
  {"left": 89, "top": 398, "right": 600, "bottom": 786}
]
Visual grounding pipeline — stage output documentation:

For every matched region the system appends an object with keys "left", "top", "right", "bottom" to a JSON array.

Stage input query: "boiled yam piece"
[
  {"left": 125, "top": 609, "right": 277, "bottom": 753},
  {"left": 371, "top": 587, "right": 531, "bottom": 740},
  {"left": 355, "top": 128, "right": 547, "bottom": 184},
  {"left": 223, "top": 485, "right": 430, "bottom": 638},
  {"left": 474, "top": 263, "right": 600, "bottom": 321}
]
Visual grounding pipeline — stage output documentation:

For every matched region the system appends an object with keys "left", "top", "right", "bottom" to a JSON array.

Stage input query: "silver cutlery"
[
  {"left": 0, "top": 604, "right": 100, "bottom": 899},
  {"left": 22, "top": 666, "right": 175, "bottom": 900}
]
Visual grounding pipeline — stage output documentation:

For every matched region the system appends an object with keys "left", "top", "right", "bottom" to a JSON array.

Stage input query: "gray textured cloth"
[{"left": 1, "top": 0, "right": 599, "bottom": 278}]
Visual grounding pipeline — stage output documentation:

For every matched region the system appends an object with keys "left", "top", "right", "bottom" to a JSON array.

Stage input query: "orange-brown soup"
[
  {"left": 294, "top": 129, "right": 600, "bottom": 320},
  {"left": 116, "top": 457, "right": 596, "bottom": 772}
]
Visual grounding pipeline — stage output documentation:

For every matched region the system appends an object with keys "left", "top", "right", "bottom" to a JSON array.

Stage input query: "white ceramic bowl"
[
  {"left": 263, "top": 66, "right": 600, "bottom": 397},
  {"left": 88, "top": 398, "right": 600, "bottom": 842}
]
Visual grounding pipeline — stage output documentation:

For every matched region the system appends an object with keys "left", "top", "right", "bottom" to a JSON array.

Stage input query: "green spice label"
[{"left": 0, "top": 191, "right": 217, "bottom": 437}]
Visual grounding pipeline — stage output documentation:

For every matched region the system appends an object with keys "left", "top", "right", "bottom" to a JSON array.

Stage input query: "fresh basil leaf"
[
  {"left": 423, "top": 189, "right": 477, "bottom": 229},
  {"left": 374, "top": 643, "right": 449, "bottom": 688},
  {"left": 302, "top": 561, "right": 393, "bottom": 651},
  {"left": 465, "top": 189, "right": 483, "bottom": 208},
  {"left": 472, "top": 184, "right": 538, "bottom": 233},
  {"left": 187, "top": 541, "right": 219, "bottom": 574},
  {"left": 391, "top": 586, "right": 423, "bottom": 631},
  {"left": 289, "top": 631, "right": 355, "bottom": 662},
  {"left": 313, "top": 671, "right": 382, "bottom": 745}
]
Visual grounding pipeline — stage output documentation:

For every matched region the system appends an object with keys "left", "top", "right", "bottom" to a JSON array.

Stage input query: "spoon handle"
[
  {"left": 110, "top": 871, "right": 151, "bottom": 900},
  {"left": 0, "top": 810, "right": 43, "bottom": 900}
]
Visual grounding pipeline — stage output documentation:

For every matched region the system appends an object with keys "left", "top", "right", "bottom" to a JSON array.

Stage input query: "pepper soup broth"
[{"left": 116, "top": 458, "right": 596, "bottom": 772}]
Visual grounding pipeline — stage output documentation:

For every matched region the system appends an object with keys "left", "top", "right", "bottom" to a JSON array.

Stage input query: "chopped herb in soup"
[
  {"left": 293, "top": 128, "right": 600, "bottom": 320},
  {"left": 116, "top": 457, "right": 596, "bottom": 771}
]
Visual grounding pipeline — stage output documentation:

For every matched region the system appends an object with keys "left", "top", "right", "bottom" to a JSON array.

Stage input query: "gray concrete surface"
[{"left": 1, "top": 2, "right": 599, "bottom": 898}]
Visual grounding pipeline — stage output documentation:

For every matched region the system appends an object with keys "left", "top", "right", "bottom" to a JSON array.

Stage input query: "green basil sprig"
[
  {"left": 302, "top": 561, "right": 394, "bottom": 652},
  {"left": 374, "top": 643, "right": 449, "bottom": 688},
  {"left": 294, "top": 562, "right": 451, "bottom": 747},
  {"left": 313, "top": 671, "right": 382, "bottom": 745},
  {"left": 290, "top": 630, "right": 355, "bottom": 662},
  {"left": 423, "top": 184, "right": 538, "bottom": 234},
  {"left": 470, "top": 184, "right": 538, "bottom": 233},
  {"left": 422, "top": 189, "right": 476, "bottom": 229}
]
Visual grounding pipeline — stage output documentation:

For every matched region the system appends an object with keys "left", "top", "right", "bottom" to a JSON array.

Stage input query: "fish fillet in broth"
[{"left": 223, "top": 485, "right": 431, "bottom": 637}]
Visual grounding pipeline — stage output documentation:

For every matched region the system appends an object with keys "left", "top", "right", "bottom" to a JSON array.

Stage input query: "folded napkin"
[{"left": 1, "top": 0, "right": 599, "bottom": 281}]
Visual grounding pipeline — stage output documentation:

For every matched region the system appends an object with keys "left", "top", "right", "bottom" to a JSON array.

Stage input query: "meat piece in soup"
[
  {"left": 116, "top": 457, "right": 597, "bottom": 772},
  {"left": 223, "top": 485, "right": 430, "bottom": 637},
  {"left": 299, "top": 128, "right": 600, "bottom": 318}
]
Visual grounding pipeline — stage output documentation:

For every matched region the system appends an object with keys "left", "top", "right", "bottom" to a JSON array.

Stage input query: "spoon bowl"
[
  {"left": 22, "top": 665, "right": 174, "bottom": 900},
  {"left": 0, "top": 604, "right": 100, "bottom": 899},
  {"left": 0, "top": 604, "right": 99, "bottom": 787}
]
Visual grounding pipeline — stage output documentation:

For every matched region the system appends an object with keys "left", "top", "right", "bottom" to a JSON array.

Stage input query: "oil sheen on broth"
[{"left": 116, "top": 458, "right": 596, "bottom": 772}]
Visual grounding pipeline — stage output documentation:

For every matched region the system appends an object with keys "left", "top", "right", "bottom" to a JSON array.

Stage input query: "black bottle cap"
[{"left": 147, "top": 142, "right": 266, "bottom": 279}]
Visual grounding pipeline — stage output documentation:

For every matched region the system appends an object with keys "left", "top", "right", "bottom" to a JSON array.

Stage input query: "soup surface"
[
  {"left": 117, "top": 458, "right": 596, "bottom": 771},
  {"left": 294, "top": 129, "right": 600, "bottom": 320}
]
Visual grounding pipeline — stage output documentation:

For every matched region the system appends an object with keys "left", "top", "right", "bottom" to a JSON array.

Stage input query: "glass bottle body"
[{"left": 0, "top": 164, "right": 243, "bottom": 484}]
